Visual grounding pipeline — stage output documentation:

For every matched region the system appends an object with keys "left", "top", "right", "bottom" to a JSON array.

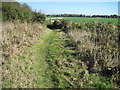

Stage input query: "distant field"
[{"left": 47, "top": 17, "right": 118, "bottom": 24}]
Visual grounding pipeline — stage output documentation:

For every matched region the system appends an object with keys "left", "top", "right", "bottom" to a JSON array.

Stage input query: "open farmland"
[{"left": 47, "top": 17, "right": 118, "bottom": 24}]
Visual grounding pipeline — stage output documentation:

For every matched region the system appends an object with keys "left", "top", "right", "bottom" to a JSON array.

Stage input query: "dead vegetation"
[
  {"left": 66, "top": 23, "right": 119, "bottom": 87},
  {"left": 2, "top": 21, "right": 46, "bottom": 88}
]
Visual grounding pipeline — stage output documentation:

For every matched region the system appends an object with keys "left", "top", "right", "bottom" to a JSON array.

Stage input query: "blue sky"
[{"left": 19, "top": 2, "right": 118, "bottom": 15}]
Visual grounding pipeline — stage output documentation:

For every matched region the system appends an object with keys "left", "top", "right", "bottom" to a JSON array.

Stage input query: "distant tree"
[{"left": 110, "top": 14, "right": 118, "bottom": 18}]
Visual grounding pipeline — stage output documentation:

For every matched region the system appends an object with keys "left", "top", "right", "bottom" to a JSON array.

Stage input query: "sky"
[{"left": 19, "top": 2, "right": 118, "bottom": 15}]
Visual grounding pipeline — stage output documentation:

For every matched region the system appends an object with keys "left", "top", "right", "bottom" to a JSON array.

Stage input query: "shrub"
[
  {"left": 32, "top": 11, "right": 46, "bottom": 23},
  {"left": 66, "top": 23, "right": 119, "bottom": 83},
  {"left": 2, "top": 2, "right": 46, "bottom": 23}
]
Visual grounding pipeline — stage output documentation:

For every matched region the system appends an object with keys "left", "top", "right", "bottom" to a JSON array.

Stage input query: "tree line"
[
  {"left": 47, "top": 14, "right": 119, "bottom": 18},
  {"left": 2, "top": 2, "right": 46, "bottom": 23}
]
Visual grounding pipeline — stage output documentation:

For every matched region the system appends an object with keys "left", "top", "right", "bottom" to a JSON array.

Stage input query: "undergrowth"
[
  {"left": 2, "top": 21, "right": 119, "bottom": 88},
  {"left": 45, "top": 30, "right": 115, "bottom": 88}
]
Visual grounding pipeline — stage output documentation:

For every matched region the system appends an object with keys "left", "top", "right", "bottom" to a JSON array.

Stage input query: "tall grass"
[
  {"left": 66, "top": 23, "right": 119, "bottom": 87},
  {"left": 2, "top": 21, "right": 45, "bottom": 61},
  {"left": 2, "top": 21, "right": 47, "bottom": 87}
]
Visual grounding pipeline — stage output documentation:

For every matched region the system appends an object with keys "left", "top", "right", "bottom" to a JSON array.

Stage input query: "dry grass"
[
  {"left": 2, "top": 21, "right": 46, "bottom": 88},
  {"left": 2, "top": 21, "right": 45, "bottom": 61},
  {"left": 68, "top": 30, "right": 95, "bottom": 52},
  {"left": 67, "top": 24, "right": 118, "bottom": 72}
]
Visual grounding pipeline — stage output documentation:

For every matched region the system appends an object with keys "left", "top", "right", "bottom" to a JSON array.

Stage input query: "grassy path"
[
  {"left": 31, "top": 29, "right": 68, "bottom": 88},
  {"left": 31, "top": 29, "right": 56, "bottom": 87},
  {"left": 2, "top": 27, "right": 116, "bottom": 88}
]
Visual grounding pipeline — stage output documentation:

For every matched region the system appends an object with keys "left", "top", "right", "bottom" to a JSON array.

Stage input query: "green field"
[{"left": 47, "top": 17, "right": 118, "bottom": 24}]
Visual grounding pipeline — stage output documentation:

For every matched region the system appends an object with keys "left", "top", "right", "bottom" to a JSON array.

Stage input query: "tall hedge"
[{"left": 2, "top": 2, "right": 46, "bottom": 23}]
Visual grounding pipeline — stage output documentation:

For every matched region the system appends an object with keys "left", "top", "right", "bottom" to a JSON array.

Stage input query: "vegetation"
[
  {"left": 2, "top": 2, "right": 46, "bottom": 23},
  {"left": 47, "top": 14, "right": 119, "bottom": 18},
  {"left": 45, "top": 30, "right": 116, "bottom": 88},
  {"left": 47, "top": 17, "right": 118, "bottom": 24},
  {"left": 2, "top": 21, "right": 48, "bottom": 87},
  {"left": 46, "top": 20, "right": 120, "bottom": 88},
  {"left": 1, "top": 1, "right": 120, "bottom": 88}
]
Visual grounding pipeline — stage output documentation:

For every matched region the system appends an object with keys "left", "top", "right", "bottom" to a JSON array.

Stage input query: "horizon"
[{"left": 19, "top": 2, "right": 118, "bottom": 16}]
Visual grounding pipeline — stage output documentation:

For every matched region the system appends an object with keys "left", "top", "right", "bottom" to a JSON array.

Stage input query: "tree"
[{"left": 2, "top": 2, "right": 46, "bottom": 23}]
